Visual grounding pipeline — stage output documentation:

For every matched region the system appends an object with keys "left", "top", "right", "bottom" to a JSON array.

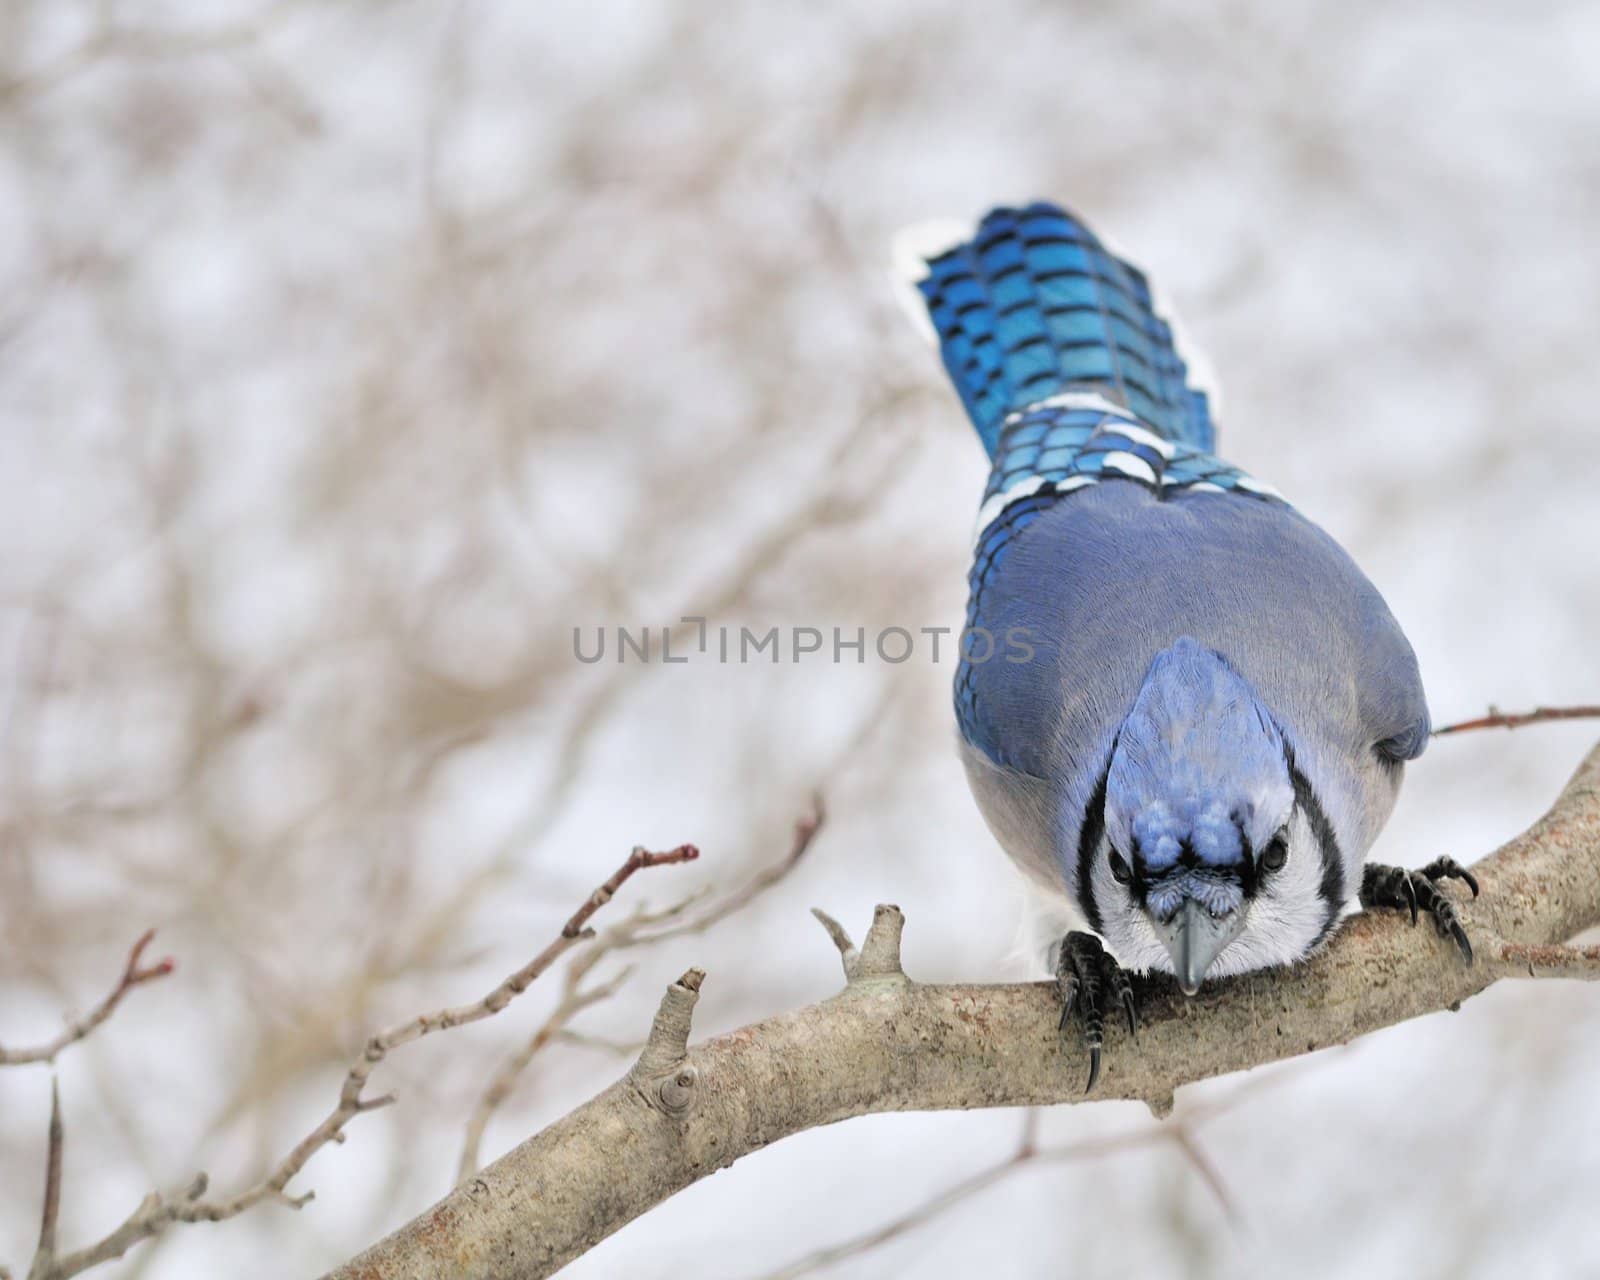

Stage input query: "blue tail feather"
[{"left": 913, "top": 202, "right": 1215, "bottom": 456}]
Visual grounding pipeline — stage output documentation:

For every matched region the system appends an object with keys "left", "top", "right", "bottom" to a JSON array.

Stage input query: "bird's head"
[{"left": 1086, "top": 637, "right": 1336, "bottom": 992}]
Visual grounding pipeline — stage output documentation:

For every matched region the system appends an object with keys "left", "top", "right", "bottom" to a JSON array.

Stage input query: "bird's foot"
[
  {"left": 1360, "top": 857, "right": 1480, "bottom": 965},
  {"left": 1055, "top": 931, "right": 1136, "bottom": 1094}
]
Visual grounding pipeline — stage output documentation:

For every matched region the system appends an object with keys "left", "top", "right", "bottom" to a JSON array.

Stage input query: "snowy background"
[{"left": 3, "top": 2, "right": 1599, "bottom": 1277}]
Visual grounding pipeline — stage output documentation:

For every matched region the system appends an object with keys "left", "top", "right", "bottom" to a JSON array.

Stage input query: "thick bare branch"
[
  {"left": 330, "top": 741, "right": 1600, "bottom": 1280},
  {"left": 0, "top": 932, "right": 175, "bottom": 1068},
  {"left": 809, "top": 908, "right": 858, "bottom": 976},
  {"left": 1481, "top": 939, "right": 1600, "bottom": 979}
]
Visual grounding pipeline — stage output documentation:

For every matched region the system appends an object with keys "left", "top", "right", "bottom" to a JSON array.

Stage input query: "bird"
[{"left": 897, "top": 201, "right": 1477, "bottom": 1090}]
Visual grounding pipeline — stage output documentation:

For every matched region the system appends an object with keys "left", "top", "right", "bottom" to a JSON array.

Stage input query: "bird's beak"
[{"left": 1154, "top": 899, "right": 1245, "bottom": 996}]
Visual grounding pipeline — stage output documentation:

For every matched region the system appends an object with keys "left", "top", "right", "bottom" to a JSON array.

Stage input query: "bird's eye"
[
  {"left": 1108, "top": 848, "right": 1133, "bottom": 884},
  {"left": 1260, "top": 831, "right": 1289, "bottom": 871}
]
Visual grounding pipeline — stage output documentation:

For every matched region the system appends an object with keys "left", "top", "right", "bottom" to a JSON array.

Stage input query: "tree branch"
[
  {"left": 0, "top": 932, "right": 174, "bottom": 1068},
  {"left": 330, "top": 741, "right": 1600, "bottom": 1280},
  {"left": 455, "top": 803, "right": 822, "bottom": 1181},
  {"left": 1432, "top": 704, "right": 1600, "bottom": 735},
  {"left": 25, "top": 1082, "right": 63, "bottom": 1280},
  {"left": 24, "top": 844, "right": 699, "bottom": 1280},
  {"left": 758, "top": 1063, "right": 1316, "bottom": 1280}
]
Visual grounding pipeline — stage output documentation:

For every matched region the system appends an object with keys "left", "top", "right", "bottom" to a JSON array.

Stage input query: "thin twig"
[
  {"left": 1, "top": 932, "right": 175, "bottom": 1067},
  {"left": 27, "top": 1081, "right": 64, "bottom": 1280},
  {"left": 1432, "top": 704, "right": 1600, "bottom": 736},
  {"left": 29, "top": 843, "right": 698, "bottom": 1280},
  {"left": 755, "top": 1121, "right": 1197, "bottom": 1280},
  {"left": 558, "top": 844, "right": 701, "bottom": 942},
  {"left": 757, "top": 1056, "right": 1321, "bottom": 1278},
  {"left": 809, "top": 908, "right": 857, "bottom": 972},
  {"left": 456, "top": 803, "right": 825, "bottom": 1181},
  {"left": 757, "top": 1145, "right": 1041, "bottom": 1280},
  {"left": 632, "top": 797, "right": 824, "bottom": 945},
  {"left": 1171, "top": 1126, "right": 1240, "bottom": 1227},
  {"left": 550, "top": 1029, "right": 645, "bottom": 1057},
  {"left": 454, "top": 969, "right": 637, "bottom": 1180}
]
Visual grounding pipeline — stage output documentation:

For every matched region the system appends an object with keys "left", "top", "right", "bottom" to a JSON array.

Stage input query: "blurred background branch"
[
  {"left": 1432, "top": 705, "right": 1600, "bottom": 736},
  {"left": 16, "top": 840, "right": 701, "bottom": 1279},
  {"left": 456, "top": 797, "right": 824, "bottom": 1182},
  {"left": 0, "top": 932, "right": 172, "bottom": 1068}
]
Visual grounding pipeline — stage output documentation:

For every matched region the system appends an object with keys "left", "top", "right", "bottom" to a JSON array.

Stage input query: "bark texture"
[{"left": 330, "top": 743, "right": 1600, "bottom": 1280}]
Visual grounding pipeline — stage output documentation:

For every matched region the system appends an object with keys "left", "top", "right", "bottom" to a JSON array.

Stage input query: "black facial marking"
[
  {"left": 1230, "top": 810, "right": 1253, "bottom": 862},
  {"left": 1075, "top": 761, "right": 1112, "bottom": 934},
  {"left": 1287, "top": 750, "right": 1345, "bottom": 943}
]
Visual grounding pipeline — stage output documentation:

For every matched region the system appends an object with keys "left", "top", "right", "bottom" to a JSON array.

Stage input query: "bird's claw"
[
  {"left": 1361, "top": 858, "right": 1479, "bottom": 966},
  {"left": 1419, "top": 855, "right": 1480, "bottom": 900},
  {"left": 1055, "top": 931, "right": 1136, "bottom": 1094}
]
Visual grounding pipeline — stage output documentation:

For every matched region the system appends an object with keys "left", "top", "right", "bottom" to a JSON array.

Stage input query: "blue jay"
[{"left": 899, "top": 202, "right": 1476, "bottom": 1089}]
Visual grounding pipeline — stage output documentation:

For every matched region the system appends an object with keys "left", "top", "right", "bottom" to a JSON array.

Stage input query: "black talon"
[
  {"left": 1400, "top": 870, "right": 1419, "bottom": 926},
  {"left": 1420, "top": 855, "right": 1480, "bottom": 899},
  {"left": 1415, "top": 878, "right": 1474, "bottom": 966},
  {"left": 1119, "top": 981, "right": 1139, "bottom": 1038},
  {"left": 1361, "top": 860, "right": 1479, "bottom": 966},
  {"left": 1054, "top": 931, "right": 1135, "bottom": 1094}
]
